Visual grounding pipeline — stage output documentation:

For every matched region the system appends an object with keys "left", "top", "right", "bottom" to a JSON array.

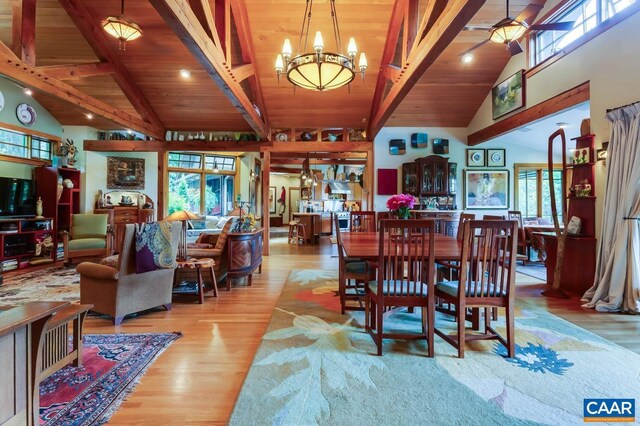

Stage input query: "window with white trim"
[
  {"left": 0, "top": 128, "right": 53, "bottom": 161},
  {"left": 530, "top": 0, "right": 636, "bottom": 66}
]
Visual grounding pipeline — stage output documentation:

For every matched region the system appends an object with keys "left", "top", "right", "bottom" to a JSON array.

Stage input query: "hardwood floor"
[{"left": 15, "top": 235, "right": 639, "bottom": 424}]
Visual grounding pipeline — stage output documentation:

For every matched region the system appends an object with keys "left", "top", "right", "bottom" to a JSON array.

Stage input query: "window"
[
  {"left": 0, "top": 128, "right": 53, "bottom": 161},
  {"left": 516, "top": 165, "right": 564, "bottom": 222},
  {"left": 530, "top": 0, "right": 636, "bottom": 66},
  {"left": 167, "top": 152, "right": 236, "bottom": 216}
]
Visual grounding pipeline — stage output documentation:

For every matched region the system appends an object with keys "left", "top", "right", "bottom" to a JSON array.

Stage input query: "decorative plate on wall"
[
  {"left": 487, "top": 148, "right": 506, "bottom": 167},
  {"left": 16, "top": 103, "right": 37, "bottom": 126},
  {"left": 466, "top": 148, "right": 485, "bottom": 167}
]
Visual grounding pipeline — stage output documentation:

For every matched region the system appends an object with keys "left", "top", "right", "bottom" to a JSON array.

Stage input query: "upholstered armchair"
[
  {"left": 62, "top": 213, "right": 113, "bottom": 265},
  {"left": 76, "top": 222, "right": 181, "bottom": 325},
  {"left": 185, "top": 218, "right": 236, "bottom": 285}
]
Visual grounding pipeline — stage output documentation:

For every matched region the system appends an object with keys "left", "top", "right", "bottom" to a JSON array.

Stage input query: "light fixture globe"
[
  {"left": 490, "top": 20, "right": 527, "bottom": 44},
  {"left": 286, "top": 53, "right": 355, "bottom": 91},
  {"left": 101, "top": 0, "right": 142, "bottom": 50}
]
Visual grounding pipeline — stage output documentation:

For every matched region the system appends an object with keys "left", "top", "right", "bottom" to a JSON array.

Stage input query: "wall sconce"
[{"left": 597, "top": 141, "right": 609, "bottom": 165}]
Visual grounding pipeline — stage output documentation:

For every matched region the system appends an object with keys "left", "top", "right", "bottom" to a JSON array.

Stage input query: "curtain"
[{"left": 582, "top": 103, "right": 640, "bottom": 312}]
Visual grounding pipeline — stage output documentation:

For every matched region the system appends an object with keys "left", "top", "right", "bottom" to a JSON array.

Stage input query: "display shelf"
[
  {"left": 567, "top": 162, "right": 596, "bottom": 168},
  {"left": 0, "top": 217, "right": 55, "bottom": 272}
]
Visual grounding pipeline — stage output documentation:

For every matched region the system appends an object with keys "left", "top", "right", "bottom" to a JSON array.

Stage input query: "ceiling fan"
[{"left": 461, "top": 0, "right": 575, "bottom": 59}]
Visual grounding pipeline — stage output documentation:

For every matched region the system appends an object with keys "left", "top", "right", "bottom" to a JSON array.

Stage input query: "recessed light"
[
  {"left": 86, "top": 113, "right": 94, "bottom": 120},
  {"left": 179, "top": 69, "right": 191, "bottom": 79},
  {"left": 24, "top": 88, "right": 33, "bottom": 96},
  {"left": 557, "top": 122, "right": 569, "bottom": 128},
  {"left": 461, "top": 53, "right": 474, "bottom": 64}
]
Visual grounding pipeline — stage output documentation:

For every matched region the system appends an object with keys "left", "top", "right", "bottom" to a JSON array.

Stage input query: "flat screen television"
[{"left": 0, "top": 177, "right": 36, "bottom": 217}]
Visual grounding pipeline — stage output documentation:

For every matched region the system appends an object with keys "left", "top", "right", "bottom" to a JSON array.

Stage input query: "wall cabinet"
[
  {"left": 402, "top": 155, "right": 457, "bottom": 200},
  {"left": 402, "top": 162, "right": 419, "bottom": 196}
]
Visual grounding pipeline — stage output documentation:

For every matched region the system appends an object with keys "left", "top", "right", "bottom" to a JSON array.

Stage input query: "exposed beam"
[
  {"left": 271, "top": 152, "right": 368, "bottom": 159},
  {"left": 216, "top": 0, "right": 231, "bottom": 65},
  {"left": 368, "top": 0, "right": 485, "bottom": 138},
  {"left": 0, "top": 49, "right": 164, "bottom": 138},
  {"left": 37, "top": 62, "right": 116, "bottom": 80},
  {"left": 412, "top": 0, "right": 448, "bottom": 53},
  {"left": 403, "top": 0, "right": 419, "bottom": 64},
  {"left": 263, "top": 142, "right": 373, "bottom": 153},
  {"left": 231, "top": 63, "right": 254, "bottom": 83},
  {"left": 57, "top": 0, "right": 164, "bottom": 130},
  {"left": 383, "top": 64, "right": 401, "bottom": 82},
  {"left": 188, "top": 0, "right": 226, "bottom": 64},
  {"left": 149, "top": 0, "right": 268, "bottom": 138},
  {"left": 12, "top": 0, "right": 36, "bottom": 66},
  {"left": 467, "top": 82, "right": 590, "bottom": 146},
  {"left": 83, "top": 139, "right": 270, "bottom": 152},
  {"left": 271, "top": 158, "right": 368, "bottom": 165}
]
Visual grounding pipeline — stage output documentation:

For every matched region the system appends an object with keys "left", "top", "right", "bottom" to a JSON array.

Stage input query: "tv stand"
[{"left": 0, "top": 217, "right": 55, "bottom": 274}]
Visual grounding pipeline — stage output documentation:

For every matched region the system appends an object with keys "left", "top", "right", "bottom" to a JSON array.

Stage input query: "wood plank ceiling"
[{"left": 0, "top": 0, "right": 542, "bottom": 134}]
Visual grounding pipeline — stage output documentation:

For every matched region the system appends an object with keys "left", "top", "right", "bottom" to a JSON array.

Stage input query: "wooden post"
[
  {"left": 157, "top": 151, "right": 167, "bottom": 220},
  {"left": 261, "top": 151, "right": 270, "bottom": 256}
]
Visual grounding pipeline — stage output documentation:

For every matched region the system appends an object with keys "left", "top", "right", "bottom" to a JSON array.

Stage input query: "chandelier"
[
  {"left": 489, "top": 19, "right": 527, "bottom": 45},
  {"left": 102, "top": 0, "right": 142, "bottom": 51},
  {"left": 275, "top": 0, "right": 367, "bottom": 92}
]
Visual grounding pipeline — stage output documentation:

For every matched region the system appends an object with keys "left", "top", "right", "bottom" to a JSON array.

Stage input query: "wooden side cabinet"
[
  {"left": 95, "top": 207, "right": 155, "bottom": 253},
  {"left": 226, "top": 229, "right": 263, "bottom": 287}
]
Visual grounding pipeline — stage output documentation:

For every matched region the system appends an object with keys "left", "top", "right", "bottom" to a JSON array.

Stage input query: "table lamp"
[{"left": 165, "top": 209, "right": 200, "bottom": 261}]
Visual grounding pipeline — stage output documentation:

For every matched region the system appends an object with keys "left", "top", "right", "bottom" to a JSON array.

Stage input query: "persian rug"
[
  {"left": 40, "top": 332, "right": 181, "bottom": 425},
  {"left": 0, "top": 265, "right": 79, "bottom": 306},
  {"left": 230, "top": 270, "right": 640, "bottom": 425}
]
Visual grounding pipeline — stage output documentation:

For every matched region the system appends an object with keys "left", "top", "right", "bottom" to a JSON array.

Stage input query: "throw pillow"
[{"left": 135, "top": 222, "right": 177, "bottom": 273}]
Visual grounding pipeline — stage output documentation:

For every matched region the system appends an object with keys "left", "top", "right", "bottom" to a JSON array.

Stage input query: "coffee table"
[{"left": 172, "top": 258, "right": 218, "bottom": 304}]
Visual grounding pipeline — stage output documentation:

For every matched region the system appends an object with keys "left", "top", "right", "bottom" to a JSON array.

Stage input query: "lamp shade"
[
  {"left": 165, "top": 210, "right": 200, "bottom": 221},
  {"left": 102, "top": 16, "right": 142, "bottom": 43},
  {"left": 490, "top": 21, "right": 527, "bottom": 44}
]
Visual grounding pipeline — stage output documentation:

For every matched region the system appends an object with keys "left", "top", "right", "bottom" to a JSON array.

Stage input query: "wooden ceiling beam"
[
  {"left": 57, "top": 0, "right": 164, "bottom": 131},
  {"left": 83, "top": 139, "right": 269, "bottom": 152},
  {"left": 0, "top": 48, "right": 164, "bottom": 138},
  {"left": 412, "top": 0, "right": 448, "bottom": 53},
  {"left": 37, "top": 62, "right": 116, "bottom": 80},
  {"left": 383, "top": 65, "right": 401, "bottom": 82},
  {"left": 149, "top": 0, "right": 268, "bottom": 138},
  {"left": 230, "top": 0, "right": 268, "bottom": 123},
  {"left": 271, "top": 152, "right": 368, "bottom": 159},
  {"left": 12, "top": 0, "right": 36, "bottom": 66},
  {"left": 215, "top": 0, "right": 231, "bottom": 65},
  {"left": 264, "top": 142, "right": 372, "bottom": 153},
  {"left": 231, "top": 63, "right": 254, "bottom": 82},
  {"left": 188, "top": 0, "right": 226, "bottom": 64},
  {"left": 403, "top": 0, "right": 419, "bottom": 64},
  {"left": 271, "top": 158, "right": 367, "bottom": 165},
  {"left": 367, "top": 0, "right": 485, "bottom": 138}
]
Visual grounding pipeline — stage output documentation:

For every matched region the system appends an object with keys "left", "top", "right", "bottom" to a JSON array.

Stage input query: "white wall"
[
  {"left": 466, "top": 8, "right": 640, "bottom": 233},
  {"left": 374, "top": 127, "right": 555, "bottom": 217}
]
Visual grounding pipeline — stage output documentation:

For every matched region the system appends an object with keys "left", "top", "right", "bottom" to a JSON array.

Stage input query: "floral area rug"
[
  {"left": 0, "top": 265, "right": 79, "bottom": 306},
  {"left": 229, "top": 270, "right": 640, "bottom": 425},
  {"left": 40, "top": 332, "right": 181, "bottom": 425}
]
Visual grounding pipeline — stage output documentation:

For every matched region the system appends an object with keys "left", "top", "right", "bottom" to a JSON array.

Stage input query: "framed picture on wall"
[
  {"left": 487, "top": 148, "right": 506, "bottom": 167},
  {"left": 464, "top": 169, "right": 509, "bottom": 210},
  {"left": 389, "top": 139, "right": 406, "bottom": 155},
  {"left": 269, "top": 186, "right": 276, "bottom": 213},
  {"left": 466, "top": 149, "right": 485, "bottom": 167},
  {"left": 107, "top": 157, "right": 145, "bottom": 189},
  {"left": 491, "top": 69, "right": 525, "bottom": 120}
]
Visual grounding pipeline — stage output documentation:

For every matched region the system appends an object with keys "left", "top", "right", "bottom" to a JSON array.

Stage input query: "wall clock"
[{"left": 16, "top": 103, "right": 37, "bottom": 126}]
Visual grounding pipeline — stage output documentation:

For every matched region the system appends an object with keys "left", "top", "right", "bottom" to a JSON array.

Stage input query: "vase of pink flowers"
[{"left": 386, "top": 194, "right": 416, "bottom": 219}]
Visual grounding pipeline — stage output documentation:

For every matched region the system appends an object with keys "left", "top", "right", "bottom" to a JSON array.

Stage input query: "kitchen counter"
[
  {"left": 292, "top": 212, "right": 322, "bottom": 216},
  {"left": 292, "top": 213, "right": 321, "bottom": 244}
]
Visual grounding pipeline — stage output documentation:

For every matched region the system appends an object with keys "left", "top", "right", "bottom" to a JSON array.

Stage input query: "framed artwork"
[
  {"left": 269, "top": 186, "right": 276, "bottom": 213},
  {"left": 570, "top": 148, "right": 590, "bottom": 164},
  {"left": 464, "top": 169, "right": 510, "bottom": 210},
  {"left": 491, "top": 69, "right": 525, "bottom": 120},
  {"left": 487, "top": 148, "right": 506, "bottom": 167},
  {"left": 389, "top": 139, "right": 406, "bottom": 155},
  {"left": 432, "top": 138, "right": 449, "bottom": 154},
  {"left": 107, "top": 157, "right": 145, "bottom": 189},
  {"left": 377, "top": 168, "right": 397, "bottom": 195},
  {"left": 411, "top": 133, "right": 428, "bottom": 148},
  {"left": 344, "top": 165, "right": 364, "bottom": 179},
  {"left": 467, "top": 149, "right": 485, "bottom": 167}
]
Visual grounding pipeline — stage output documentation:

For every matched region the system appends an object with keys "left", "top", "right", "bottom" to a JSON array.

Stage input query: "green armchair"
[{"left": 62, "top": 213, "right": 113, "bottom": 265}]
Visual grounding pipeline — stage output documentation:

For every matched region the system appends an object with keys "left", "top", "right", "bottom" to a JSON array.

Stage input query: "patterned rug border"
[{"left": 41, "top": 331, "right": 182, "bottom": 425}]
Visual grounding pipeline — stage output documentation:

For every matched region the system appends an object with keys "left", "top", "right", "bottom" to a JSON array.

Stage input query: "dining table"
[{"left": 340, "top": 232, "right": 462, "bottom": 261}]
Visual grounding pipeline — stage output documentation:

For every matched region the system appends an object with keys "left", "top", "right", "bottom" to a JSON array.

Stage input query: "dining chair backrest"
[
  {"left": 508, "top": 210, "right": 527, "bottom": 247},
  {"left": 334, "top": 214, "right": 346, "bottom": 259},
  {"left": 482, "top": 214, "right": 505, "bottom": 220},
  {"left": 350, "top": 211, "right": 376, "bottom": 232},
  {"left": 458, "top": 219, "right": 518, "bottom": 301},
  {"left": 376, "top": 211, "right": 391, "bottom": 231},
  {"left": 456, "top": 213, "right": 476, "bottom": 240},
  {"left": 376, "top": 219, "right": 436, "bottom": 300}
]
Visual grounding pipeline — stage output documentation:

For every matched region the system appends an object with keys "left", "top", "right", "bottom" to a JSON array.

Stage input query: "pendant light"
[{"left": 102, "top": 0, "right": 143, "bottom": 51}]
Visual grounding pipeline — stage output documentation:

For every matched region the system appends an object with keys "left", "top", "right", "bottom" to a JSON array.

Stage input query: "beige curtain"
[{"left": 582, "top": 103, "right": 640, "bottom": 312}]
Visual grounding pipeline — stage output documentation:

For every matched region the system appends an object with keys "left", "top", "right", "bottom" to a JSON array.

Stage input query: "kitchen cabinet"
[{"left": 321, "top": 212, "right": 333, "bottom": 234}]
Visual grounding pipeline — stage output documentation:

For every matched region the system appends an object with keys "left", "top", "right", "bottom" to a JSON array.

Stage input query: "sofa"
[
  {"left": 76, "top": 222, "right": 181, "bottom": 325},
  {"left": 184, "top": 217, "right": 237, "bottom": 285},
  {"left": 186, "top": 215, "right": 233, "bottom": 243}
]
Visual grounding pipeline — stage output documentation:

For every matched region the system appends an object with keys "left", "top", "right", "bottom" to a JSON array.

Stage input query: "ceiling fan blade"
[
  {"left": 508, "top": 40, "right": 524, "bottom": 56},
  {"left": 529, "top": 21, "right": 576, "bottom": 31},
  {"left": 516, "top": 3, "right": 544, "bottom": 25},
  {"left": 460, "top": 39, "right": 491, "bottom": 56}
]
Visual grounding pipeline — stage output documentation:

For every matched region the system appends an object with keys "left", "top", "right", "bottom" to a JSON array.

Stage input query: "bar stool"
[{"left": 288, "top": 220, "right": 306, "bottom": 245}]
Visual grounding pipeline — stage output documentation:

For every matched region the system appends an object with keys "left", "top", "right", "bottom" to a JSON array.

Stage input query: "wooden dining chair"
[
  {"left": 438, "top": 212, "right": 476, "bottom": 282},
  {"left": 482, "top": 214, "right": 505, "bottom": 220},
  {"left": 434, "top": 219, "right": 518, "bottom": 358},
  {"left": 508, "top": 210, "right": 531, "bottom": 264},
  {"left": 376, "top": 211, "right": 390, "bottom": 230},
  {"left": 334, "top": 215, "right": 373, "bottom": 314},
  {"left": 365, "top": 219, "right": 436, "bottom": 357},
  {"left": 350, "top": 211, "right": 376, "bottom": 232}
]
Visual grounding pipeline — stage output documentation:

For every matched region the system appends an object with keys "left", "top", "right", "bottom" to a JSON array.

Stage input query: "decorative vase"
[
  {"left": 56, "top": 184, "right": 64, "bottom": 203},
  {"left": 35, "top": 197, "right": 44, "bottom": 218}
]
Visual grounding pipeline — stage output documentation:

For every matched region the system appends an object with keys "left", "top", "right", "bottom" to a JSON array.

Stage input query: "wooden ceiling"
[{"left": 0, "top": 0, "right": 545, "bottom": 136}]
